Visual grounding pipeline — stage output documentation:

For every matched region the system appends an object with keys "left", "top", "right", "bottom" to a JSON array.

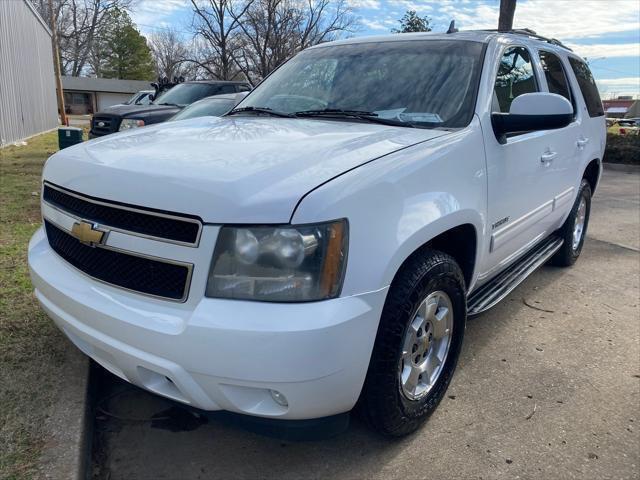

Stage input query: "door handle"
[
  {"left": 540, "top": 151, "right": 557, "bottom": 163},
  {"left": 577, "top": 137, "right": 590, "bottom": 148}
]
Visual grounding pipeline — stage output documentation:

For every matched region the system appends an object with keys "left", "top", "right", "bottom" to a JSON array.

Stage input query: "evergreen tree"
[
  {"left": 392, "top": 10, "right": 432, "bottom": 33},
  {"left": 93, "top": 9, "right": 155, "bottom": 80}
]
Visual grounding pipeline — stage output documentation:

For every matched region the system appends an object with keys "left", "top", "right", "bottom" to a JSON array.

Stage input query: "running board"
[{"left": 467, "top": 236, "right": 564, "bottom": 316}]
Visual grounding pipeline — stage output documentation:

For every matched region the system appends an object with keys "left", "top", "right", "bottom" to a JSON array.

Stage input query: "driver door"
[{"left": 478, "top": 45, "right": 561, "bottom": 281}]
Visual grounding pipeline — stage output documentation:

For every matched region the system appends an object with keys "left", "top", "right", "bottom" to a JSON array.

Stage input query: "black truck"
[{"left": 89, "top": 80, "right": 251, "bottom": 138}]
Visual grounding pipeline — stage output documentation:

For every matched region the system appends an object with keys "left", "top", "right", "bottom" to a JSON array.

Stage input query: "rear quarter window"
[{"left": 568, "top": 58, "right": 604, "bottom": 117}]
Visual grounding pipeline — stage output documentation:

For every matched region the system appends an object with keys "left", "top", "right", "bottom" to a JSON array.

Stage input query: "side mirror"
[{"left": 492, "top": 92, "right": 573, "bottom": 144}]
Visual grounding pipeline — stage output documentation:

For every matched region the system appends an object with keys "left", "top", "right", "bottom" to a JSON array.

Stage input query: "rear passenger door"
[{"left": 566, "top": 57, "right": 607, "bottom": 185}]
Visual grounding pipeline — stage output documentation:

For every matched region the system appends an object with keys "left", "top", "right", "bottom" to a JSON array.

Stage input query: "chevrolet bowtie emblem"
[{"left": 71, "top": 221, "right": 106, "bottom": 246}]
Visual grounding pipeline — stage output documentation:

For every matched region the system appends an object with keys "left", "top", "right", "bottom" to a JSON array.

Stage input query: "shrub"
[{"left": 604, "top": 133, "right": 640, "bottom": 165}]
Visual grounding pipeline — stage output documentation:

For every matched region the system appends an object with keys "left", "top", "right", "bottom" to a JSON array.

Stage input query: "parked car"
[
  {"left": 608, "top": 118, "right": 640, "bottom": 135},
  {"left": 89, "top": 81, "right": 251, "bottom": 137},
  {"left": 122, "top": 90, "right": 154, "bottom": 106},
  {"left": 168, "top": 93, "right": 247, "bottom": 122},
  {"left": 30, "top": 30, "right": 605, "bottom": 437}
]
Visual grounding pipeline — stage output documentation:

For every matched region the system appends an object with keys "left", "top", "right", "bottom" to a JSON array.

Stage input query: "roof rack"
[{"left": 469, "top": 28, "right": 573, "bottom": 51}]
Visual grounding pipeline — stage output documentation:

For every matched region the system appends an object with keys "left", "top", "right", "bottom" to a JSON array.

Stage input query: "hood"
[
  {"left": 99, "top": 103, "right": 181, "bottom": 118},
  {"left": 44, "top": 117, "right": 449, "bottom": 223}
]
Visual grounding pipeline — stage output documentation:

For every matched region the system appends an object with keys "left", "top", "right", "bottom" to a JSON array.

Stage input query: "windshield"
[
  {"left": 236, "top": 40, "right": 484, "bottom": 128},
  {"left": 124, "top": 92, "right": 139, "bottom": 105},
  {"left": 170, "top": 98, "right": 236, "bottom": 121},
  {"left": 154, "top": 83, "right": 235, "bottom": 107},
  {"left": 124, "top": 92, "right": 150, "bottom": 105}
]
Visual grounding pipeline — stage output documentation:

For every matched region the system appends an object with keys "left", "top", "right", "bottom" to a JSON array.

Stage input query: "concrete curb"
[
  {"left": 603, "top": 162, "right": 640, "bottom": 173},
  {"left": 37, "top": 344, "right": 91, "bottom": 480}
]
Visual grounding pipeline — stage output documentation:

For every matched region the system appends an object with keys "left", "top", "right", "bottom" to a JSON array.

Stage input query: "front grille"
[
  {"left": 45, "top": 221, "right": 191, "bottom": 301},
  {"left": 43, "top": 183, "right": 201, "bottom": 245},
  {"left": 91, "top": 115, "right": 119, "bottom": 136}
]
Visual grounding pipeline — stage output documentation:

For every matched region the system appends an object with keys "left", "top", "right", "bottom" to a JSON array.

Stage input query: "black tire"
[
  {"left": 551, "top": 179, "right": 592, "bottom": 267},
  {"left": 358, "top": 249, "right": 466, "bottom": 437}
]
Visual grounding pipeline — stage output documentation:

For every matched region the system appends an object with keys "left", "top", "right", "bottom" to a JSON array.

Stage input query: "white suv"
[{"left": 29, "top": 30, "right": 605, "bottom": 436}]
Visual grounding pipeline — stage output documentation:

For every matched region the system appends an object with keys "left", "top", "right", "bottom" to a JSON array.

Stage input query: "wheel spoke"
[
  {"left": 417, "top": 299, "right": 428, "bottom": 321},
  {"left": 423, "top": 354, "right": 441, "bottom": 384},
  {"left": 402, "top": 333, "right": 415, "bottom": 360},
  {"left": 404, "top": 366, "right": 421, "bottom": 393},
  {"left": 425, "top": 297, "right": 438, "bottom": 320},
  {"left": 432, "top": 307, "right": 449, "bottom": 339},
  {"left": 409, "top": 313, "right": 423, "bottom": 334}
]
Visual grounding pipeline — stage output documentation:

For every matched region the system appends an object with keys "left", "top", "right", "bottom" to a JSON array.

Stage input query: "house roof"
[
  {"left": 602, "top": 99, "right": 636, "bottom": 109},
  {"left": 62, "top": 76, "right": 152, "bottom": 94},
  {"left": 606, "top": 107, "right": 628, "bottom": 114}
]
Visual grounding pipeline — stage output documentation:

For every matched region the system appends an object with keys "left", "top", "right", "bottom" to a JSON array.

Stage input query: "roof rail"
[{"left": 472, "top": 28, "right": 573, "bottom": 51}]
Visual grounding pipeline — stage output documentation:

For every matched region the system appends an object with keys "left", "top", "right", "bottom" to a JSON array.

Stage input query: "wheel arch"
[
  {"left": 383, "top": 213, "right": 481, "bottom": 293},
  {"left": 583, "top": 158, "right": 601, "bottom": 194}
]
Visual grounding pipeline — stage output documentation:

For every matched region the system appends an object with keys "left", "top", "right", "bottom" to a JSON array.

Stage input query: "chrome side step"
[{"left": 467, "top": 236, "right": 564, "bottom": 316}]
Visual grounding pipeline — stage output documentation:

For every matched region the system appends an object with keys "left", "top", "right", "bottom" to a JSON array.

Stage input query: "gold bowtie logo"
[{"left": 71, "top": 221, "right": 106, "bottom": 246}]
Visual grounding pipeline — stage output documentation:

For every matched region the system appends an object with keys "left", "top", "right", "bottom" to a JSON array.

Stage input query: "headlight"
[
  {"left": 119, "top": 118, "right": 145, "bottom": 131},
  {"left": 206, "top": 220, "right": 348, "bottom": 302}
]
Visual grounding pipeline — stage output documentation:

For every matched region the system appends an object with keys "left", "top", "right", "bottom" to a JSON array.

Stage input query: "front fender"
[
  {"left": 291, "top": 120, "right": 487, "bottom": 297},
  {"left": 382, "top": 208, "right": 483, "bottom": 290}
]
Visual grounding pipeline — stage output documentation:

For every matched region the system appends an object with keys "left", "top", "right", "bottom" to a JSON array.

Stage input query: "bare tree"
[
  {"left": 32, "top": 0, "right": 133, "bottom": 76},
  {"left": 229, "top": 0, "right": 295, "bottom": 83},
  {"left": 149, "top": 28, "right": 191, "bottom": 80},
  {"left": 498, "top": 0, "right": 517, "bottom": 31},
  {"left": 297, "top": 0, "right": 355, "bottom": 50},
  {"left": 187, "top": 0, "right": 253, "bottom": 80},
  {"left": 229, "top": 0, "right": 356, "bottom": 85}
]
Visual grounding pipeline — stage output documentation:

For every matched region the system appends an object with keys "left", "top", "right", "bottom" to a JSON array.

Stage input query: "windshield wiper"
[
  {"left": 227, "top": 106, "right": 294, "bottom": 118},
  {"left": 294, "top": 109, "right": 414, "bottom": 127},
  {"left": 157, "top": 102, "right": 179, "bottom": 106}
]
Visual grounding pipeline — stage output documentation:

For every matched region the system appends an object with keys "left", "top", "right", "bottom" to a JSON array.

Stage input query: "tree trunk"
[{"left": 498, "top": 0, "right": 517, "bottom": 31}]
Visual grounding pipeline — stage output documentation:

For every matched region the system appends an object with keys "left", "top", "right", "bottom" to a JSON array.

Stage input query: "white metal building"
[
  {"left": 62, "top": 76, "right": 153, "bottom": 114},
  {"left": 0, "top": 0, "right": 58, "bottom": 147}
]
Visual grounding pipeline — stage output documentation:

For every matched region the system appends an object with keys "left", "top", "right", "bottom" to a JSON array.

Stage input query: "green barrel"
[{"left": 58, "top": 127, "right": 84, "bottom": 150}]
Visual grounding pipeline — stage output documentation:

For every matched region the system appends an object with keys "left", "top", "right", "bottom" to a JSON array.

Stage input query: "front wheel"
[
  {"left": 552, "top": 179, "right": 592, "bottom": 267},
  {"left": 359, "top": 250, "right": 466, "bottom": 437}
]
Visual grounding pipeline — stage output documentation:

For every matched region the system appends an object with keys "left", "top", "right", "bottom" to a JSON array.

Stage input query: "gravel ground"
[{"left": 91, "top": 168, "right": 640, "bottom": 480}]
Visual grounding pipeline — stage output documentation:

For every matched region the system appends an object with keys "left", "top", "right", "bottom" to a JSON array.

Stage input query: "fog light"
[{"left": 269, "top": 389, "right": 288, "bottom": 407}]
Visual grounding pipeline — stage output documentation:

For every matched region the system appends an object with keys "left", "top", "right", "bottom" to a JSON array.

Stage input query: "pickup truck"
[
  {"left": 29, "top": 29, "right": 605, "bottom": 437},
  {"left": 89, "top": 80, "right": 251, "bottom": 137}
]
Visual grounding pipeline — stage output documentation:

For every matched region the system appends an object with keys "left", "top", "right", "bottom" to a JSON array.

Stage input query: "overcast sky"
[{"left": 130, "top": 0, "right": 640, "bottom": 98}]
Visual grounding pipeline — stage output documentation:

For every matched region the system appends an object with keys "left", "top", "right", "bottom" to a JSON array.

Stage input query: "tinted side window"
[
  {"left": 568, "top": 58, "right": 604, "bottom": 117},
  {"left": 493, "top": 47, "right": 538, "bottom": 113},
  {"left": 237, "top": 84, "right": 251, "bottom": 92},
  {"left": 217, "top": 85, "right": 237, "bottom": 94},
  {"left": 539, "top": 51, "right": 572, "bottom": 102}
]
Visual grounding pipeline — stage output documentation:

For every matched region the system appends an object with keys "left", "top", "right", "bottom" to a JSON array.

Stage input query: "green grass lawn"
[{"left": 0, "top": 131, "right": 69, "bottom": 479}]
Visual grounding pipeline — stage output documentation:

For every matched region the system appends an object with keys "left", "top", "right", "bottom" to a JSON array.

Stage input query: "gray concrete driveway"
[{"left": 92, "top": 168, "right": 640, "bottom": 480}]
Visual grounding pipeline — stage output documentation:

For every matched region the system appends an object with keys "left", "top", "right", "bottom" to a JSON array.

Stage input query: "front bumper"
[{"left": 28, "top": 227, "right": 387, "bottom": 419}]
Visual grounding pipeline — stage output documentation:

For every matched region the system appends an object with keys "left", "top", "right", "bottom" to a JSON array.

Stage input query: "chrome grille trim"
[
  {"left": 43, "top": 181, "right": 203, "bottom": 247},
  {"left": 43, "top": 216, "right": 194, "bottom": 303}
]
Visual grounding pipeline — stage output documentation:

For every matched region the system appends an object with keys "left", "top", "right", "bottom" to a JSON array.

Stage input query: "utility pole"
[
  {"left": 498, "top": 0, "right": 517, "bottom": 31},
  {"left": 48, "top": 0, "right": 67, "bottom": 125}
]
